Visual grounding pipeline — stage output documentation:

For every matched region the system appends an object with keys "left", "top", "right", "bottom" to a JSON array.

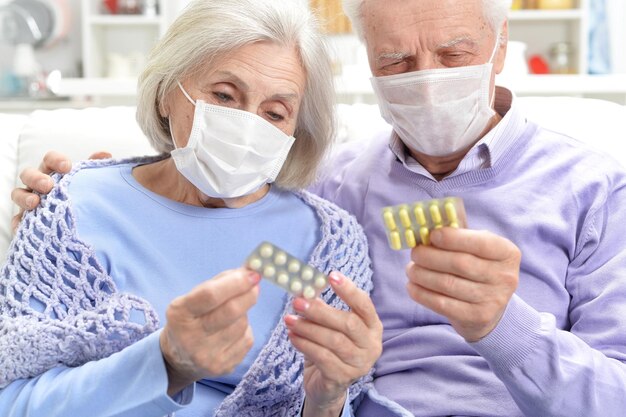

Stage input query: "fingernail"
[
  {"left": 430, "top": 229, "right": 442, "bottom": 245},
  {"left": 329, "top": 271, "right": 344, "bottom": 286},
  {"left": 293, "top": 298, "right": 310, "bottom": 312},
  {"left": 247, "top": 271, "right": 261, "bottom": 284},
  {"left": 60, "top": 161, "right": 71, "bottom": 171},
  {"left": 26, "top": 196, "right": 37, "bottom": 209},
  {"left": 284, "top": 314, "right": 298, "bottom": 327}
]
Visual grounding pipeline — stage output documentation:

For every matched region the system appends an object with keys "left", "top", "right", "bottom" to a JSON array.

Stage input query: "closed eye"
[
  {"left": 213, "top": 92, "right": 233, "bottom": 102},
  {"left": 266, "top": 111, "right": 285, "bottom": 122}
]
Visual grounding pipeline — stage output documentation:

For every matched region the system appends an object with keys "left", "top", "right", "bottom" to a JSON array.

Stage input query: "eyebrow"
[
  {"left": 438, "top": 36, "right": 479, "bottom": 49},
  {"left": 214, "top": 71, "right": 300, "bottom": 104},
  {"left": 376, "top": 52, "right": 411, "bottom": 66},
  {"left": 375, "top": 36, "right": 480, "bottom": 65}
]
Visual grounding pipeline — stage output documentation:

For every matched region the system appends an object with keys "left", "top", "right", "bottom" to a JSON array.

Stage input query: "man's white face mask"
[
  {"left": 370, "top": 35, "right": 501, "bottom": 157},
  {"left": 169, "top": 82, "right": 295, "bottom": 199}
]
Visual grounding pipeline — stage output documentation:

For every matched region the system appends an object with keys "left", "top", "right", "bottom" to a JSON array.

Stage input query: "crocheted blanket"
[{"left": 0, "top": 157, "right": 374, "bottom": 417}]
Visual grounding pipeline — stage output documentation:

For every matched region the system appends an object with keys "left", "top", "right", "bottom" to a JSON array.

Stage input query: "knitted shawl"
[{"left": 0, "top": 157, "right": 374, "bottom": 416}]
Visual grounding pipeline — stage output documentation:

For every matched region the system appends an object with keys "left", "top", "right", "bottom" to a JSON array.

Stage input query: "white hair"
[
  {"left": 343, "top": 0, "right": 512, "bottom": 43},
  {"left": 136, "top": 0, "right": 335, "bottom": 189}
]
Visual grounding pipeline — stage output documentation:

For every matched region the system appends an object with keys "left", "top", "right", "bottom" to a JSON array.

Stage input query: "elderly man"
[
  {"left": 9, "top": 0, "right": 626, "bottom": 416},
  {"left": 313, "top": 0, "right": 626, "bottom": 416}
]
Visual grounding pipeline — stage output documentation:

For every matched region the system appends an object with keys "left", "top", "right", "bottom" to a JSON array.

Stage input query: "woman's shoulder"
[{"left": 54, "top": 155, "right": 164, "bottom": 198}]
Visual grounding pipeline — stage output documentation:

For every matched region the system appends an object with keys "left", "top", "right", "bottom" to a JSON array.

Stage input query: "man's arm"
[{"left": 11, "top": 151, "right": 110, "bottom": 232}]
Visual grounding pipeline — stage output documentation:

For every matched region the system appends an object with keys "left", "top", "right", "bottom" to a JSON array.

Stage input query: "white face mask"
[
  {"left": 370, "top": 37, "right": 500, "bottom": 157},
  {"left": 170, "top": 82, "right": 295, "bottom": 199}
]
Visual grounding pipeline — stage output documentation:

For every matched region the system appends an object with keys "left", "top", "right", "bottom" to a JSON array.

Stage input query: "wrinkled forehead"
[{"left": 361, "top": 0, "right": 492, "bottom": 50}]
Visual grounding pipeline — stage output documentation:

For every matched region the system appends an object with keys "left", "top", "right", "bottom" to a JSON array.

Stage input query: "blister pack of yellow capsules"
[
  {"left": 245, "top": 242, "right": 329, "bottom": 299},
  {"left": 381, "top": 197, "right": 468, "bottom": 250}
]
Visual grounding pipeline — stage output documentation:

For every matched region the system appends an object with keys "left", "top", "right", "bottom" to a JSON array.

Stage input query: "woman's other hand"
[
  {"left": 286, "top": 271, "right": 383, "bottom": 417},
  {"left": 160, "top": 268, "right": 261, "bottom": 397},
  {"left": 11, "top": 150, "right": 111, "bottom": 233}
]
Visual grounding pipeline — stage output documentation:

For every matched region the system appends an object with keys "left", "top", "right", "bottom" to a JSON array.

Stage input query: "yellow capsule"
[
  {"left": 405, "top": 229, "right": 417, "bottom": 248},
  {"left": 430, "top": 203, "right": 443, "bottom": 228},
  {"left": 444, "top": 201, "right": 458, "bottom": 225},
  {"left": 414, "top": 204, "right": 427, "bottom": 226},
  {"left": 398, "top": 206, "right": 412, "bottom": 228},
  {"left": 389, "top": 231, "right": 402, "bottom": 250},
  {"left": 383, "top": 209, "right": 397, "bottom": 230},
  {"left": 450, "top": 221, "right": 459, "bottom": 229},
  {"left": 419, "top": 227, "right": 430, "bottom": 246}
]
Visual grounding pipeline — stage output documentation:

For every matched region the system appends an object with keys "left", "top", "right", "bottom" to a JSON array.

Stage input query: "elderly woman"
[{"left": 0, "top": 1, "right": 382, "bottom": 416}]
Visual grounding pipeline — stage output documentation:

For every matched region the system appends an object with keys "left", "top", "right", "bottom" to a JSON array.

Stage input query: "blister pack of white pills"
[
  {"left": 381, "top": 197, "right": 468, "bottom": 250},
  {"left": 245, "top": 242, "right": 329, "bottom": 299}
]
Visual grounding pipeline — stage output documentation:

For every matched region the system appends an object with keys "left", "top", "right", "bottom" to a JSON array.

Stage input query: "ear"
[{"left": 494, "top": 21, "right": 509, "bottom": 75}]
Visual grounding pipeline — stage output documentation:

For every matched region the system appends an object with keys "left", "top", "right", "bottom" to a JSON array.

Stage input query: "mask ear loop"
[
  {"left": 169, "top": 81, "right": 198, "bottom": 150},
  {"left": 168, "top": 118, "right": 180, "bottom": 150},
  {"left": 177, "top": 81, "right": 197, "bottom": 106},
  {"left": 487, "top": 31, "right": 502, "bottom": 108},
  {"left": 488, "top": 31, "right": 502, "bottom": 64}
]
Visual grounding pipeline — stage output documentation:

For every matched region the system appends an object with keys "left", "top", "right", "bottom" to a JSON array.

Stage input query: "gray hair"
[
  {"left": 136, "top": 0, "right": 335, "bottom": 189},
  {"left": 343, "top": 0, "right": 512, "bottom": 44}
]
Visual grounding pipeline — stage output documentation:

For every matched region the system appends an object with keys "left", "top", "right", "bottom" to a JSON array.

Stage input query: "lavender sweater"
[{"left": 314, "top": 101, "right": 626, "bottom": 416}]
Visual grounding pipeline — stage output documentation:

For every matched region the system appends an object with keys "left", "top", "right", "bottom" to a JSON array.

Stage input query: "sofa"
[{"left": 1, "top": 97, "right": 626, "bottom": 262}]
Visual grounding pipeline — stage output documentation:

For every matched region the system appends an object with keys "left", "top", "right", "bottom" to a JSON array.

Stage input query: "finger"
[
  {"left": 200, "top": 288, "right": 260, "bottom": 331},
  {"left": 286, "top": 315, "right": 358, "bottom": 361},
  {"left": 328, "top": 272, "right": 380, "bottom": 329},
  {"left": 89, "top": 151, "right": 113, "bottom": 160},
  {"left": 292, "top": 296, "right": 368, "bottom": 344},
  {"left": 11, "top": 187, "right": 40, "bottom": 211},
  {"left": 40, "top": 151, "right": 72, "bottom": 174},
  {"left": 288, "top": 330, "right": 352, "bottom": 381},
  {"left": 406, "top": 261, "right": 487, "bottom": 303},
  {"left": 428, "top": 227, "right": 519, "bottom": 262},
  {"left": 18, "top": 168, "right": 54, "bottom": 193},
  {"left": 406, "top": 281, "right": 472, "bottom": 322},
  {"left": 178, "top": 268, "right": 261, "bottom": 316}
]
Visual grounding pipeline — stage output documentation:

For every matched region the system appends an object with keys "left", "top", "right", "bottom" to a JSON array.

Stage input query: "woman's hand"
[
  {"left": 285, "top": 271, "right": 383, "bottom": 417},
  {"left": 11, "top": 150, "right": 111, "bottom": 232},
  {"left": 160, "top": 268, "right": 261, "bottom": 397}
]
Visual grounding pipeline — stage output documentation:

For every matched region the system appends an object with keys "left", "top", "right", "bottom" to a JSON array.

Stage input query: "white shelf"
[
  {"left": 57, "top": 78, "right": 138, "bottom": 96},
  {"left": 56, "top": 75, "right": 626, "bottom": 100},
  {"left": 88, "top": 15, "right": 163, "bottom": 26}
]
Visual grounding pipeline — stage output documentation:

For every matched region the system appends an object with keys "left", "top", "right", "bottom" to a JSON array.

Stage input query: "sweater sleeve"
[
  {"left": 471, "top": 176, "right": 626, "bottom": 417},
  {"left": 0, "top": 330, "right": 194, "bottom": 417}
]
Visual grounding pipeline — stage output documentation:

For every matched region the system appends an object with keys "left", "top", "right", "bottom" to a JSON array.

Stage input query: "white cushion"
[
  {"left": 0, "top": 114, "right": 28, "bottom": 261},
  {"left": 15, "top": 107, "right": 156, "bottom": 186},
  {"left": 517, "top": 96, "right": 626, "bottom": 167}
]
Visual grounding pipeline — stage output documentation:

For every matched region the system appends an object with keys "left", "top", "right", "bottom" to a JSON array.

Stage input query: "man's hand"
[
  {"left": 10, "top": 150, "right": 111, "bottom": 233},
  {"left": 406, "top": 227, "right": 520, "bottom": 342}
]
